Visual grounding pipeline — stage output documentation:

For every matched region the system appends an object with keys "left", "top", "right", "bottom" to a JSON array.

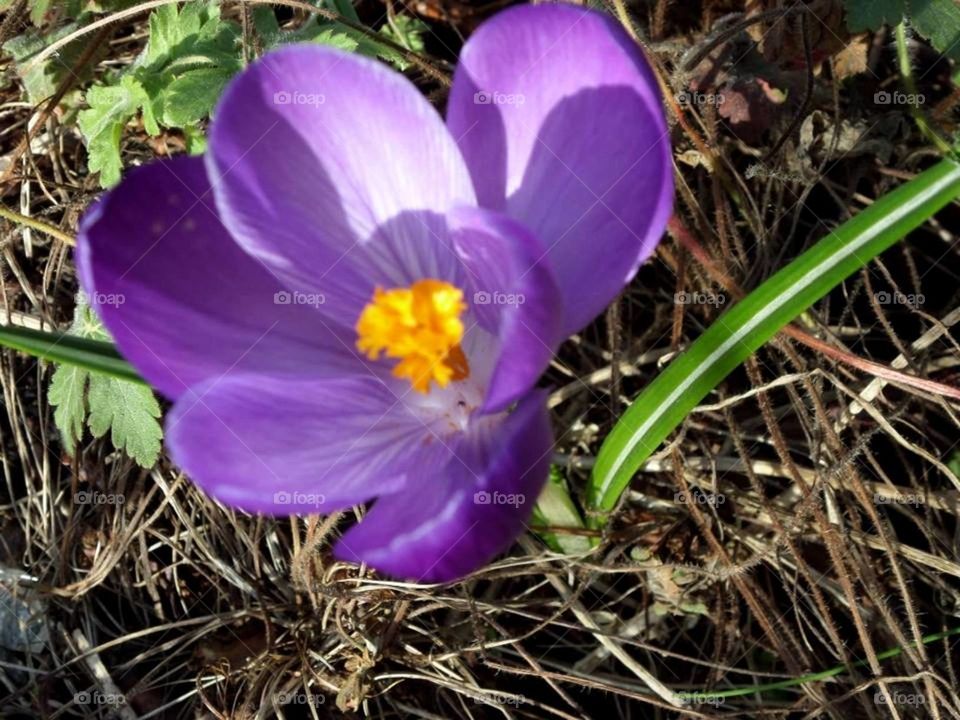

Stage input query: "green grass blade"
[
  {"left": 0, "top": 323, "right": 143, "bottom": 383},
  {"left": 588, "top": 158, "right": 960, "bottom": 519},
  {"left": 680, "top": 625, "right": 960, "bottom": 702}
]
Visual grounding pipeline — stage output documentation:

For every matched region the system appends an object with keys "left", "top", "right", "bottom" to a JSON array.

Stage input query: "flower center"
[{"left": 355, "top": 279, "right": 470, "bottom": 393}]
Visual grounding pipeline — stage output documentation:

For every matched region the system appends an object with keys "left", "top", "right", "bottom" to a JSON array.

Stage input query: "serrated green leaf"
[
  {"left": 381, "top": 15, "right": 428, "bottom": 55},
  {"left": 911, "top": 0, "right": 960, "bottom": 63},
  {"left": 87, "top": 374, "right": 162, "bottom": 468},
  {"left": 45, "top": 302, "right": 161, "bottom": 467},
  {"left": 144, "top": 2, "right": 222, "bottom": 66},
  {"left": 311, "top": 25, "right": 360, "bottom": 52},
  {"left": 160, "top": 66, "right": 233, "bottom": 126},
  {"left": 843, "top": 0, "right": 905, "bottom": 31},
  {"left": 311, "top": 21, "right": 421, "bottom": 70},
  {"left": 48, "top": 364, "right": 87, "bottom": 453},
  {"left": 77, "top": 75, "right": 147, "bottom": 187},
  {"left": 141, "top": 1, "right": 236, "bottom": 72}
]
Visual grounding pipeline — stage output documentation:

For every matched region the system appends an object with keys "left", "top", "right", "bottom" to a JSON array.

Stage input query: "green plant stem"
[
  {"left": 680, "top": 625, "right": 960, "bottom": 701},
  {"left": 0, "top": 204, "right": 75, "bottom": 246},
  {"left": 895, "top": 22, "right": 954, "bottom": 157}
]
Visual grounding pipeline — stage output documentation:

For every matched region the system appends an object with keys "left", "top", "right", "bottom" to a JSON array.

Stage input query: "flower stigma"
[{"left": 356, "top": 279, "right": 470, "bottom": 393}]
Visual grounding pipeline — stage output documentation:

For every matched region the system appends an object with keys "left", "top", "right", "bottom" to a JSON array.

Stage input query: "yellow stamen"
[{"left": 356, "top": 279, "right": 470, "bottom": 393}]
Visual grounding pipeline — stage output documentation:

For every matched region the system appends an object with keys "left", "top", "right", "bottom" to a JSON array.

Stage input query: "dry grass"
[{"left": 1, "top": 0, "right": 960, "bottom": 718}]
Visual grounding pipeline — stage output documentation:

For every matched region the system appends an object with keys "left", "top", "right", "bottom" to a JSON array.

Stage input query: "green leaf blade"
[
  {"left": 588, "top": 159, "right": 960, "bottom": 520},
  {"left": 0, "top": 323, "right": 142, "bottom": 382}
]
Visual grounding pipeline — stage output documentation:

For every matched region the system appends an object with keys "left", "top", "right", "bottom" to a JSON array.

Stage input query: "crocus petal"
[
  {"left": 334, "top": 389, "right": 553, "bottom": 582},
  {"left": 207, "top": 45, "right": 476, "bottom": 328},
  {"left": 446, "top": 3, "right": 673, "bottom": 336},
  {"left": 449, "top": 207, "right": 561, "bottom": 413},
  {"left": 166, "top": 373, "right": 441, "bottom": 513},
  {"left": 76, "top": 156, "right": 359, "bottom": 401}
]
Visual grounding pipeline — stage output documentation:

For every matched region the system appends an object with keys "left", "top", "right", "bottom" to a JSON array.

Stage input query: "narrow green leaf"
[
  {"left": 0, "top": 324, "right": 142, "bottom": 383},
  {"left": 588, "top": 159, "right": 960, "bottom": 521},
  {"left": 531, "top": 467, "right": 592, "bottom": 554}
]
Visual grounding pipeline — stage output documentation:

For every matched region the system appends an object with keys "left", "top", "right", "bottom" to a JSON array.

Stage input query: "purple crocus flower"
[{"left": 76, "top": 3, "right": 672, "bottom": 582}]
